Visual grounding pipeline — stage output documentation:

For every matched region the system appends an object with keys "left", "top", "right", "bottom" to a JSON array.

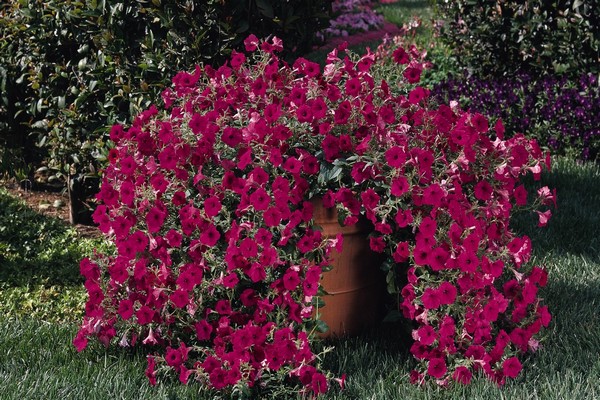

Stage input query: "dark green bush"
[
  {"left": 0, "top": 0, "right": 331, "bottom": 182},
  {"left": 227, "top": 0, "right": 332, "bottom": 56},
  {"left": 0, "top": 0, "right": 235, "bottom": 181},
  {"left": 432, "top": 0, "right": 599, "bottom": 77}
]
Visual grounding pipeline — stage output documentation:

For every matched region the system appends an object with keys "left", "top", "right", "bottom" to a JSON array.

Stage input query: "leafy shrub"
[
  {"left": 75, "top": 35, "right": 554, "bottom": 394},
  {"left": 0, "top": 0, "right": 331, "bottom": 182},
  {"left": 431, "top": 0, "right": 600, "bottom": 77},
  {"left": 432, "top": 72, "right": 600, "bottom": 161},
  {"left": 0, "top": 0, "right": 234, "bottom": 180},
  {"left": 226, "top": 0, "right": 332, "bottom": 56}
]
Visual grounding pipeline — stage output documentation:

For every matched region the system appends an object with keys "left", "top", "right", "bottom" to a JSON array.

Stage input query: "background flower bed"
[
  {"left": 431, "top": 72, "right": 600, "bottom": 161},
  {"left": 318, "top": 0, "right": 385, "bottom": 41},
  {"left": 427, "top": 0, "right": 600, "bottom": 162}
]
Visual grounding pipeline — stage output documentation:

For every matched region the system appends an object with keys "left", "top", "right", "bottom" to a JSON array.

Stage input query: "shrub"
[
  {"left": 431, "top": 0, "right": 600, "bottom": 77},
  {"left": 0, "top": 0, "right": 234, "bottom": 180},
  {"left": 75, "top": 35, "right": 554, "bottom": 394},
  {"left": 0, "top": 0, "right": 331, "bottom": 184}
]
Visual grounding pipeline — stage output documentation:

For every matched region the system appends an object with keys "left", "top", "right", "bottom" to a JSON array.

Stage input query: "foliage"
[
  {"left": 75, "top": 34, "right": 554, "bottom": 394},
  {"left": 0, "top": 187, "right": 108, "bottom": 322},
  {"left": 0, "top": 0, "right": 234, "bottom": 180},
  {"left": 431, "top": 0, "right": 600, "bottom": 77},
  {"left": 432, "top": 72, "right": 600, "bottom": 161},
  {"left": 225, "top": 0, "right": 332, "bottom": 56},
  {"left": 0, "top": 0, "right": 331, "bottom": 182}
]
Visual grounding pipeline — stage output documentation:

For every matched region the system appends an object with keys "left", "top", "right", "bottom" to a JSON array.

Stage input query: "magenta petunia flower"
[{"left": 427, "top": 357, "right": 447, "bottom": 379}]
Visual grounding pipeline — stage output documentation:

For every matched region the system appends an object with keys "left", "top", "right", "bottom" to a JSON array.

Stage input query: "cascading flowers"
[{"left": 75, "top": 34, "right": 555, "bottom": 396}]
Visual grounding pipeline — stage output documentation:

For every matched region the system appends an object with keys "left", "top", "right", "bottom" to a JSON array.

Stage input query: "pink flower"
[
  {"left": 369, "top": 236, "right": 386, "bottom": 253},
  {"left": 393, "top": 47, "right": 410, "bottom": 64},
  {"left": 195, "top": 320, "right": 213, "bottom": 341},
  {"left": 136, "top": 305, "right": 155, "bottom": 325},
  {"left": 118, "top": 299, "right": 134, "bottom": 320},
  {"left": 170, "top": 289, "right": 189, "bottom": 309},
  {"left": 536, "top": 210, "right": 552, "bottom": 227},
  {"left": 393, "top": 241, "right": 410, "bottom": 262},
  {"left": 199, "top": 224, "right": 220, "bottom": 247},
  {"left": 428, "top": 246, "right": 449, "bottom": 271},
  {"left": 403, "top": 66, "right": 422, "bottom": 83},
  {"left": 415, "top": 325, "right": 437, "bottom": 345},
  {"left": 452, "top": 366, "right": 472, "bottom": 384},
  {"left": 145, "top": 356, "right": 157, "bottom": 386},
  {"left": 471, "top": 113, "right": 489, "bottom": 133},
  {"left": 244, "top": 34, "right": 259, "bottom": 51},
  {"left": 391, "top": 176, "right": 410, "bottom": 197},
  {"left": 427, "top": 358, "right": 447, "bottom": 379},
  {"left": 502, "top": 356, "right": 522, "bottom": 379},
  {"left": 165, "top": 346, "right": 183, "bottom": 367},
  {"left": 73, "top": 331, "right": 88, "bottom": 352},
  {"left": 438, "top": 281, "right": 457, "bottom": 305},
  {"left": 422, "top": 288, "right": 441, "bottom": 309},
  {"left": 283, "top": 270, "right": 301, "bottom": 291},
  {"left": 249, "top": 188, "right": 270, "bottom": 211},
  {"left": 474, "top": 180, "right": 494, "bottom": 201}
]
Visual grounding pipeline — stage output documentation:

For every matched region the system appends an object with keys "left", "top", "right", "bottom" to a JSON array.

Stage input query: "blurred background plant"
[
  {"left": 317, "top": 0, "right": 384, "bottom": 41},
  {"left": 430, "top": 0, "right": 599, "bottom": 77}
]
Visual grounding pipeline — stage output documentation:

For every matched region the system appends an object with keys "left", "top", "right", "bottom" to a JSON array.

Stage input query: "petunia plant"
[{"left": 75, "top": 34, "right": 555, "bottom": 395}]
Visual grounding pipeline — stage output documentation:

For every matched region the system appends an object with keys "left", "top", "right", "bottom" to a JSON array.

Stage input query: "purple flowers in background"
[
  {"left": 317, "top": 0, "right": 384, "bottom": 41},
  {"left": 432, "top": 72, "right": 600, "bottom": 161}
]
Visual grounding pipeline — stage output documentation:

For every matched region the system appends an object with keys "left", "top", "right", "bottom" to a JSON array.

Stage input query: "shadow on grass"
[
  {"left": 511, "top": 157, "right": 600, "bottom": 263},
  {"left": 0, "top": 188, "right": 88, "bottom": 286},
  {"left": 533, "top": 277, "right": 600, "bottom": 376}
]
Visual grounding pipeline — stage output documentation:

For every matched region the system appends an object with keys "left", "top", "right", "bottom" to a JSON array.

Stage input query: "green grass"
[
  {"left": 0, "top": 187, "right": 108, "bottom": 322},
  {"left": 1, "top": 157, "right": 599, "bottom": 399},
  {"left": 375, "top": 0, "right": 433, "bottom": 40}
]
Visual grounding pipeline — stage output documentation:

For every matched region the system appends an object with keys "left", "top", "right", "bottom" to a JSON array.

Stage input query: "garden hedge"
[
  {"left": 431, "top": 0, "right": 599, "bottom": 77},
  {"left": 0, "top": 0, "right": 331, "bottom": 183}
]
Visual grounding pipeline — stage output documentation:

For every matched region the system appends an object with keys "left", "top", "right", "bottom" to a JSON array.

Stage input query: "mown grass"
[
  {"left": 0, "top": 187, "right": 109, "bottom": 322},
  {"left": 2, "top": 1, "right": 599, "bottom": 398},
  {"left": 1, "top": 157, "right": 599, "bottom": 399}
]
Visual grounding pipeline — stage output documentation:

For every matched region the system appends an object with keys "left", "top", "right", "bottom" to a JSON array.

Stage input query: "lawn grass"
[
  {"left": 2, "top": 1, "right": 599, "bottom": 398},
  {"left": 1, "top": 157, "right": 599, "bottom": 399},
  {"left": 0, "top": 187, "right": 108, "bottom": 323}
]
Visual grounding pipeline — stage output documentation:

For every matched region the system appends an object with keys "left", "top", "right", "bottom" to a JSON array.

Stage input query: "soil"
[{"left": 1, "top": 180, "right": 101, "bottom": 239}]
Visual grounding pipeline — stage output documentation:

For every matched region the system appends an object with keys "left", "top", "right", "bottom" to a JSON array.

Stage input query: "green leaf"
[
  {"left": 315, "top": 319, "right": 329, "bottom": 333},
  {"left": 77, "top": 57, "right": 87, "bottom": 70},
  {"left": 255, "top": 0, "right": 274, "bottom": 19},
  {"left": 382, "top": 310, "right": 403, "bottom": 323}
]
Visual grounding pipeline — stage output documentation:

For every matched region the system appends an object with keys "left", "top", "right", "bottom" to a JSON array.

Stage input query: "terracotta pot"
[{"left": 312, "top": 198, "right": 386, "bottom": 338}]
